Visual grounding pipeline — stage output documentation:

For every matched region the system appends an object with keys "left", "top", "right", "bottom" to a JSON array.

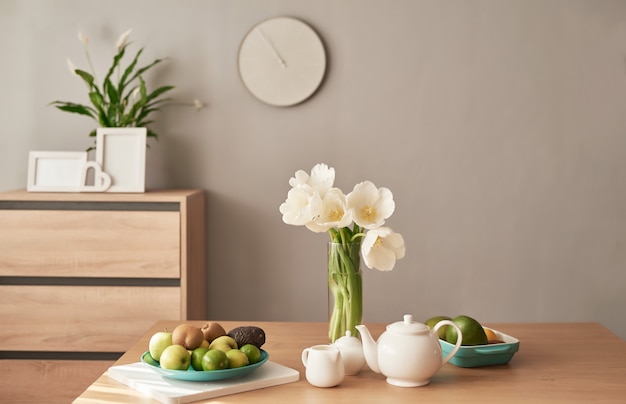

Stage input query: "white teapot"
[{"left": 355, "top": 314, "right": 462, "bottom": 387}]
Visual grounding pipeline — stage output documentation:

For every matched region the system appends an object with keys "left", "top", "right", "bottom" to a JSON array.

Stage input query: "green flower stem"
[{"left": 328, "top": 239, "right": 363, "bottom": 343}]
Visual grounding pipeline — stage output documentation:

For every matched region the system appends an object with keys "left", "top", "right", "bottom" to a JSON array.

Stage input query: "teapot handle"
[{"left": 435, "top": 320, "right": 463, "bottom": 365}]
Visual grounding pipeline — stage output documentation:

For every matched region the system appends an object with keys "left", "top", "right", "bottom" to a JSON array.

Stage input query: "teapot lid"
[
  {"left": 333, "top": 330, "right": 362, "bottom": 347},
  {"left": 387, "top": 314, "right": 429, "bottom": 334}
]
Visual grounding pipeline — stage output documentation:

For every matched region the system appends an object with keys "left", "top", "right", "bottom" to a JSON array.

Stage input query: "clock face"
[{"left": 238, "top": 17, "right": 327, "bottom": 107}]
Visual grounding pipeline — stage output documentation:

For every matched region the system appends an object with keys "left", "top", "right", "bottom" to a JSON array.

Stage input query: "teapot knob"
[{"left": 403, "top": 314, "right": 413, "bottom": 324}]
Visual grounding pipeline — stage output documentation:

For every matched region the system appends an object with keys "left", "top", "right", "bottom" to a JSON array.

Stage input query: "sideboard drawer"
[
  {"left": 0, "top": 189, "right": 206, "bottom": 357},
  {"left": 0, "top": 210, "right": 180, "bottom": 278},
  {"left": 0, "top": 285, "right": 180, "bottom": 352}
]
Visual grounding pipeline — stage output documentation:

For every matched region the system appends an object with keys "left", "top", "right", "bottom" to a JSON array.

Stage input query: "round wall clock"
[{"left": 238, "top": 17, "right": 327, "bottom": 107}]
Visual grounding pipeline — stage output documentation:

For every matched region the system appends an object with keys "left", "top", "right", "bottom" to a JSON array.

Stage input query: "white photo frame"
[
  {"left": 96, "top": 127, "right": 147, "bottom": 193},
  {"left": 27, "top": 151, "right": 88, "bottom": 192}
]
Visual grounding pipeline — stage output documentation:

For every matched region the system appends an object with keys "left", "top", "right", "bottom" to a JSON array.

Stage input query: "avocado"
[{"left": 227, "top": 326, "right": 266, "bottom": 348}]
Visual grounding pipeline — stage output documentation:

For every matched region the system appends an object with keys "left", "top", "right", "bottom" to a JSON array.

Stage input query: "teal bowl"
[
  {"left": 141, "top": 349, "right": 269, "bottom": 381},
  {"left": 440, "top": 328, "right": 520, "bottom": 368}
]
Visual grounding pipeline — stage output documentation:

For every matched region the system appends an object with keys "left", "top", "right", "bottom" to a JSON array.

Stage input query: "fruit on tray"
[
  {"left": 483, "top": 327, "right": 499, "bottom": 343},
  {"left": 145, "top": 322, "right": 267, "bottom": 371},
  {"left": 424, "top": 315, "right": 452, "bottom": 339},
  {"left": 425, "top": 314, "right": 501, "bottom": 345},
  {"left": 190, "top": 347, "right": 210, "bottom": 371},
  {"left": 201, "top": 322, "right": 227, "bottom": 343},
  {"left": 201, "top": 349, "right": 228, "bottom": 371},
  {"left": 160, "top": 344, "right": 192, "bottom": 370},
  {"left": 226, "top": 348, "right": 250, "bottom": 368},
  {"left": 445, "top": 315, "right": 488, "bottom": 346},
  {"left": 240, "top": 344, "right": 262, "bottom": 364},
  {"left": 209, "top": 335, "right": 238, "bottom": 352},
  {"left": 172, "top": 324, "right": 205, "bottom": 350},
  {"left": 148, "top": 331, "right": 173, "bottom": 361},
  {"left": 227, "top": 325, "right": 266, "bottom": 348}
]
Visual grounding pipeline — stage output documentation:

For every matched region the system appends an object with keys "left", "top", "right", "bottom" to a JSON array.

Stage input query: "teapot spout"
[{"left": 355, "top": 324, "right": 380, "bottom": 373}]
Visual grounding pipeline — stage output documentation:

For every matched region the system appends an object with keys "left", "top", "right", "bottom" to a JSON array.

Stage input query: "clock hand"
[{"left": 255, "top": 28, "right": 287, "bottom": 68}]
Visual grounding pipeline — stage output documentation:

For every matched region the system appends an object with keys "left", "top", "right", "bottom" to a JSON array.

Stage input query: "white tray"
[{"left": 108, "top": 361, "right": 300, "bottom": 404}]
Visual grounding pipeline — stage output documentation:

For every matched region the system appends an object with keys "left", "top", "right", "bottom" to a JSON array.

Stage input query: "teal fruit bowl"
[
  {"left": 439, "top": 328, "right": 520, "bottom": 368},
  {"left": 141, "top": 349, "right": 269, "bottom": 381}
]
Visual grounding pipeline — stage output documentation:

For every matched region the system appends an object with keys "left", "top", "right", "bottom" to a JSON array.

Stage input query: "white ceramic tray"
[{"left": 108, "top": 360, "right": 299, "bottom": 404}]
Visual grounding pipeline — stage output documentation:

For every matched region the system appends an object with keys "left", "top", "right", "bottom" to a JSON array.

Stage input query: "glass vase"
[{"left": 328, "top": 241, "right": 363, "bottom": 343}]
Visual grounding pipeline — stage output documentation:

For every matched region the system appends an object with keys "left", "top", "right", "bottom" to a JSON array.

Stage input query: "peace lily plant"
[
  {"left": 280, "top": 163, "right": 406, "bottom": 342},
  {"left": 50, "top": 29, "right": 203, "bottom": 150}
]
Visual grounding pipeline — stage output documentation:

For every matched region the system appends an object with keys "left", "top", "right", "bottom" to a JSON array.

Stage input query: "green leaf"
[
  {"left": 104, "top": 78, "right": 119, "bottom": 105},
  {"left": 145, "top": 85, "right": 175, "bottom": 103},
  {"left": 119, "top": 48, "right": 144, "bottom": 95},
  {"left": 135, "top": 108, "right": 158, "bottom": 123},
  {"left": 106, "top": 105, "right": 119, "bottom": 126},
  {"left": 136, "top": 119, "right": 155, "bottom": 127},
  {"left": 147, "top": 129, "right": 159, "bottom": 139},
  {"left": 89, "top": 92, "right": 110, "bottom": 127},
  {"left": 52, "top": 102, "right": 97, "bottom": 119},
  {"left": 103, "top": 47, "right": 126, "bottom": 90},
  {"left": 139, "top": 76, "right": 148, "bottom": 99},
  {"left": 88, "top": 92, "right": 104, "bottom": 110},
  {"left": 145, "top": 97, "right": 174, "bottom": 108},
  {"left": 75, "top": 69, "right": 96, "bottom": 88},
  {"left": 127, "top": 57, "right": 165, "bottom": 85}
]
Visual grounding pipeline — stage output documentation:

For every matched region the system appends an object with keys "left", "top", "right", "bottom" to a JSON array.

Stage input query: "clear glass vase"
[{"left": 328, "top": 241, "right": 363, "bottom": 343}]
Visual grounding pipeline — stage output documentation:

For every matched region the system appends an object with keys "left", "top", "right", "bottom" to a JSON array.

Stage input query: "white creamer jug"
[{"left": 301, "top": 344, "right": 345, "bottom": 387}]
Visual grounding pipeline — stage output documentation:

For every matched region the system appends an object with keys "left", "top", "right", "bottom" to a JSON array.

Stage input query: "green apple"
[
  {"left": 226, "top": 349, "right": 249, "bottom": 368},
  {"left": 202, "top": 349, "right": 228, "bottom": 371},
  {"left": 209, "top": 335, "right": 237, "bottom": 352},
  {"left": 148, "top": 331, "right": 173, "bottom": 361},
  {"left": 190, "top": 347, "right": 209, "bottom": 371},
  {"left": 159, "top": 344, "right": 191, "bottom": 370},
  {"left": 240, "top": 344, "right": 262, "bottom": 364},
  {"left": 425, "top": 315, "right": 453, "bottom": 340}
]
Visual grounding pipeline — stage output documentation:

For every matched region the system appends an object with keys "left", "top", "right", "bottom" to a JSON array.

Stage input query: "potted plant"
[{"left": 50, "top": 29, "right": 202, "bottom": 150}]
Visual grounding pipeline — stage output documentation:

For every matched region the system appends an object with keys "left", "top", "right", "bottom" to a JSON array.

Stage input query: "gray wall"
[{"left": 2, "top": 0, "right": 626, "bottom": 340}]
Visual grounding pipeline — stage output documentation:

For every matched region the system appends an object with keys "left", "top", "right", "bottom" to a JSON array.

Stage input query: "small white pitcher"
[{"left": 301, "top": 344, "right": 345, "bottom": 387}]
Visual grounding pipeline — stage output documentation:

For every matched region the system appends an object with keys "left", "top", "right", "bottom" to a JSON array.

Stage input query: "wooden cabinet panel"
[
  {"left": 0, "top": 189, "right": 206, "bottom": 357},
  {"left": 0, "top": 285, "right": 180, "bottom": 352},
  {"left": 0, "top": 210, "right": 180, "bottom": 278}
]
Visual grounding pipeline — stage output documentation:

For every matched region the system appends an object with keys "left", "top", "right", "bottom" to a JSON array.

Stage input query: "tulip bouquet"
[{"left": 280, "top": 163, "right": 406, "bottom": 342}]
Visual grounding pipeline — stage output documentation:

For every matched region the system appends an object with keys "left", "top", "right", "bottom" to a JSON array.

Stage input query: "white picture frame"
[
  {"left": 96, "top": 127, "right": 147, "bottom": 193},
  {"left": 27, "top": 151, "right": 88, "bottom": 192}
]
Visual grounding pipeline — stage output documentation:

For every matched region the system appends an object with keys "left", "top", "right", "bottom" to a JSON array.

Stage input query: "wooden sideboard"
[{"left": 0, "top": 189, "right": 206, "bottom": 357}]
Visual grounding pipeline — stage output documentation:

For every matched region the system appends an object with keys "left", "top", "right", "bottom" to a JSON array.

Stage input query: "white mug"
[{"left": 301, "top": 344, "right": 344, "bottom": 388}]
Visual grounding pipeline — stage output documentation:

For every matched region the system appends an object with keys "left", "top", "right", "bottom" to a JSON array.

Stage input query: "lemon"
[
  {"left": 483, "top": 327, "right": 498, "bottom": 343},
  {"left": 445, "top": 315, "right": 488, "bottom": 346},
  {"left": 424, "top": 315, "right": 452, "bottom": 339}
]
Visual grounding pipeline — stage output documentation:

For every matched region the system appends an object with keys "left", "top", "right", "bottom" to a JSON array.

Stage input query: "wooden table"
[{"left": 74, "top": 321, "right": 626, "bottom": 403}]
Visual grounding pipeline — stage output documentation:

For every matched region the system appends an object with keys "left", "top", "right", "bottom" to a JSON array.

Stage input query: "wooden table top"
[{"left": 73, "top": 320, "right": 626, "bottom": 403}]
